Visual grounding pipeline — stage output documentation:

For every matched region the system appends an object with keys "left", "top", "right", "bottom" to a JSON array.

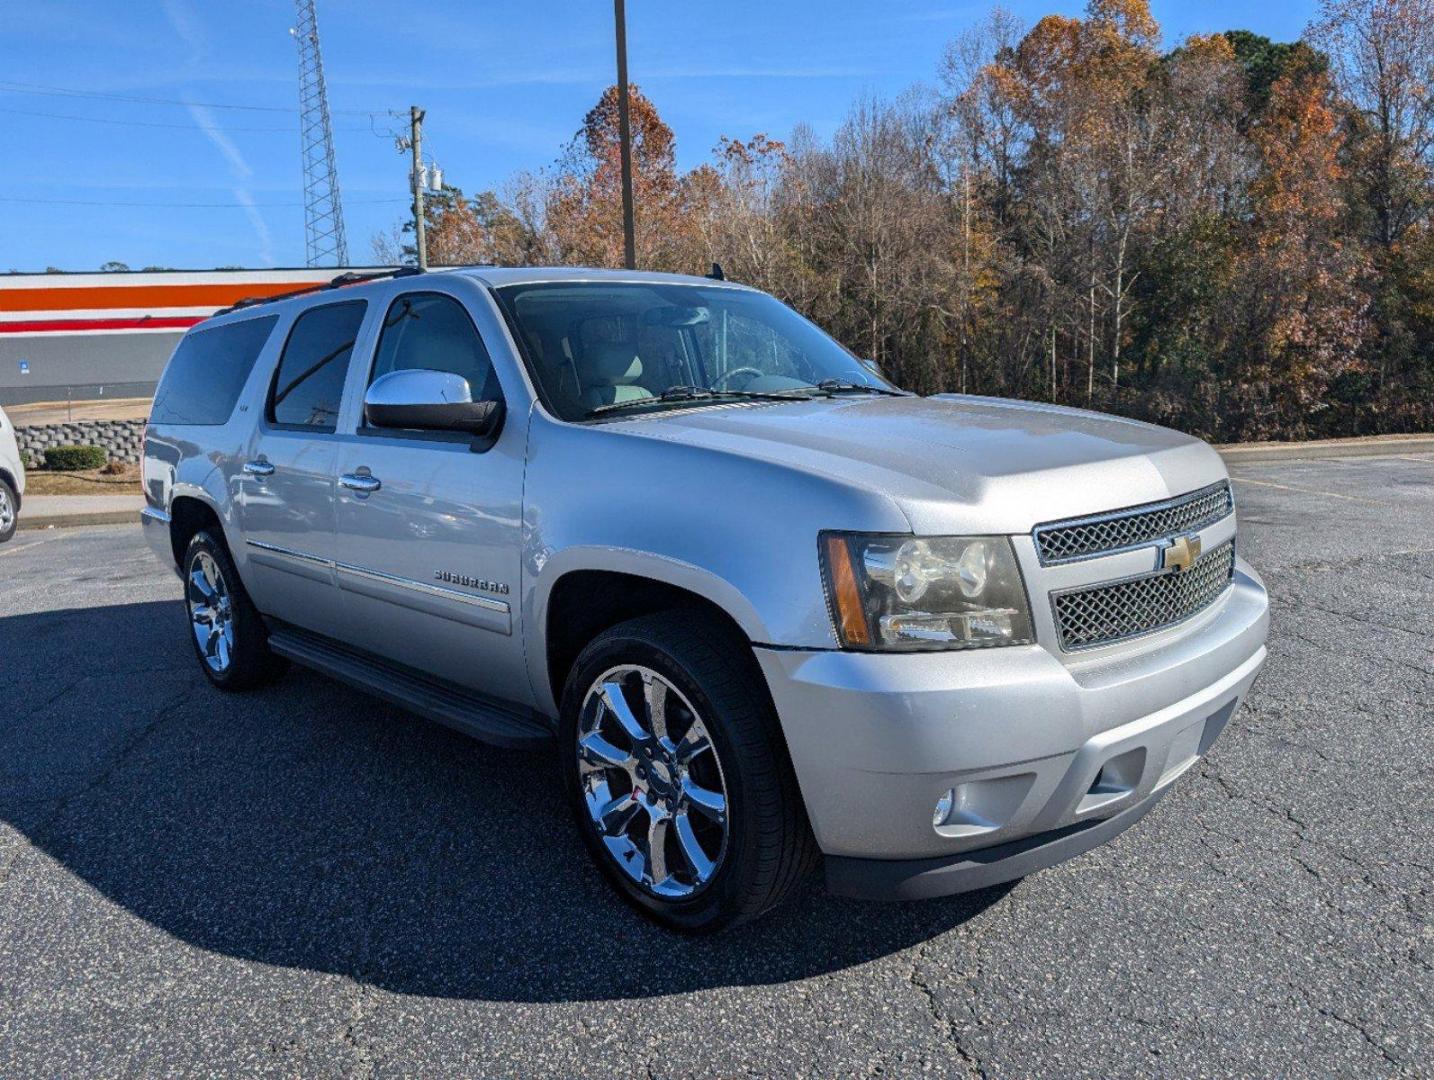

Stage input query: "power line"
[
  {"left": 0, "top": 79, "right": 376, "bottom": 117},
  {"left": 0, "top": 105, "right": 368, "bottom": 133},
  {"left": 0, "top": 195, "right": 405, "bottom": 208}
]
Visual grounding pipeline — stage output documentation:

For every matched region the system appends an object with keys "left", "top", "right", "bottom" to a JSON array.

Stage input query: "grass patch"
[{"left": 25, "top": 466, "right": 143, "bottom": 497}]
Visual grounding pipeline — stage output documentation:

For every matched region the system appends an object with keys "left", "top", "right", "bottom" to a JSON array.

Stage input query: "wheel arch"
[
  {"left": 536, "top": 559, "right": 765, "bottom": 718},
  {"left": 167, "top": 494, "right": 226, "bottom": 568}
]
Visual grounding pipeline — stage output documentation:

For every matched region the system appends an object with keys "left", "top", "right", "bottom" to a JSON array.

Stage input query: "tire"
[
  {"left": 0, "top": 477, "right": 16, "bottom": 543},
  {"left": 181, "top": 529, "right": 287, "bottom": 691},
  {"left": 560, "top": 611, "right": 818, "bottom": 933}
]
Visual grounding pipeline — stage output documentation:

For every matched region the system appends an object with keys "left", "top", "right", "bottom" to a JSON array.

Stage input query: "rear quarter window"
[{"left": 150, "top": 315, "right": 279, "bottom": 426}]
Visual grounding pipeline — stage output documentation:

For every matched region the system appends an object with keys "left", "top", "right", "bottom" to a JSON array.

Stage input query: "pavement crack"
[
  {"left": 907, "top": 944, "right": 988, "bottom": 1080},
  {"left": 1284, "top": 628, "right": 1433, "bottom": 680},
  {"left": 0, "top": 687, "right": 192, "bottom": 892},
  {"left": 1282, "top": 599, "right": 1429, "bottom": 642},
  {"left": 1315, "top": 1004, "right": 1405, "bottom": 1070},
  {"left": 340, "top": 979, "right": 378, "bottom": 1079}
]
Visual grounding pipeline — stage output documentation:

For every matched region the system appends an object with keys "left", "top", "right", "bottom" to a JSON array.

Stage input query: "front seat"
[{"left": 580, "top": 343, "right": 653, "bottom": 412}]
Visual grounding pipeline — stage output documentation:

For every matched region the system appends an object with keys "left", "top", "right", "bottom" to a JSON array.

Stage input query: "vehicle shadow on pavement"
[{"left": 2, "top": 600, "right": 1009, "bottom": 1002}]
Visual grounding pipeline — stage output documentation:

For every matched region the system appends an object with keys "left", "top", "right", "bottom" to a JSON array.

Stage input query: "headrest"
[{"left": 586, "top": 343, "right": 643, "bottom": 386}]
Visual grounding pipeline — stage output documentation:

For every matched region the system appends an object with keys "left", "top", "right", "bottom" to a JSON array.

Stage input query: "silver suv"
[{"left": 141, "top": 267, "right": 1268, "bottom": 932}]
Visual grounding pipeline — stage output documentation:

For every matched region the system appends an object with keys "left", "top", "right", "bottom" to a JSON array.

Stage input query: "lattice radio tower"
[{"left": 292, "top": 0, "right": 348, "bottom": 266}]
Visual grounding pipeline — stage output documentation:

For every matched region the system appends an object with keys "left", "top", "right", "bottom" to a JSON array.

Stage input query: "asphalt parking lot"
[{"left": 0, "top": 450, "right": 1430, "bottom": 1078}]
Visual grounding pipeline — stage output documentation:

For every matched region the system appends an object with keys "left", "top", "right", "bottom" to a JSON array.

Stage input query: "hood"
[{"left": 608, "top": 394, "right": 1226, "bottom": 534}]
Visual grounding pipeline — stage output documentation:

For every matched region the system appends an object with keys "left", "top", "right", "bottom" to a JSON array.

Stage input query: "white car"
[{"left": 0, "top": 404, "right": 24, "bottom": 543}]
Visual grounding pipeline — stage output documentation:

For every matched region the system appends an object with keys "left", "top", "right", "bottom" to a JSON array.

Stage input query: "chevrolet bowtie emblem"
[{"left": 1160, "top": 533, "right": 1202, "bottom": 573}]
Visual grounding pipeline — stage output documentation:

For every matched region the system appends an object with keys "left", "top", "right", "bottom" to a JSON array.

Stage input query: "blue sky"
[{"left": 0, "top": 0, "right": 1316, "bottom": 272}]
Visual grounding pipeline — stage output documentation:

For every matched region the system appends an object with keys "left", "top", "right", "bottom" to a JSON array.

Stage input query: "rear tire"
[
  {"left": 181, "top": 529, "right": 287, "bottom": 691},
  {"left": 560, "top": 611, "right": 817, "bottom": 933}
]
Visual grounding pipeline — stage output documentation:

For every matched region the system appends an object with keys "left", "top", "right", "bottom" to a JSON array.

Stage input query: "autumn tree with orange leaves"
[
  {"left": 377, "top": 0, "right": 1432, "bottom": 440},
  {"left": 544, "top": 84, "right": 713, "bottom": 272}
]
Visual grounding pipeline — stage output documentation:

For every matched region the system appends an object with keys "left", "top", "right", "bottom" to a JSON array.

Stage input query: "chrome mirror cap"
[
  {"left": 363, "top": 368, "right": 503, "bottom": 440},
  {"left": 365, "top": 368, "right": 473, "bottom": 409}
]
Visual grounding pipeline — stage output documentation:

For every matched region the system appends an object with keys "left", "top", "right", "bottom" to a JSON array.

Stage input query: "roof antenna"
[{"left": 706, "top": 262, "right": 725, "bottom": 281}]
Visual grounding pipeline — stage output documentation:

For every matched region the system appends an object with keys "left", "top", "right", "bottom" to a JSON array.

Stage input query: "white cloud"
[
  {"left": 159, "top": 0, "right": 207, "bottom": 58},
  {"left": 184, "top": 101, "right": 254, "bottom": 180}
]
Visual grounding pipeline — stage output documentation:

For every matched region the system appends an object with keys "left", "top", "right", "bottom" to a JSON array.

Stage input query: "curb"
[
  {"left": 1218, "top": 435, "right": 1434, "bottom": 464},
  {"left": 17, "top": 511, "right": 139, "bottom": 531}
]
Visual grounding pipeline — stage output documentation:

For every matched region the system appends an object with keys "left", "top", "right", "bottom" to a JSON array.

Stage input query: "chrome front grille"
[
  {"left": 1034, "top": 481, "right": 1233, "bottom": 564},
  {"left": 1052, "top": 540, "right": 1236, "bottom": 650}
]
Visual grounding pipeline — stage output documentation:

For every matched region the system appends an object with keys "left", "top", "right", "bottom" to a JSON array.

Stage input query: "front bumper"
[{"left": 755, "top": 559, "right": 1268, "bottom": 899}]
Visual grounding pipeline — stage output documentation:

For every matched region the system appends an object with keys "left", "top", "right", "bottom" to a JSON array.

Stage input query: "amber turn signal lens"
[{"left": 824, "top": 535, "right": 871, "bottom": 646}]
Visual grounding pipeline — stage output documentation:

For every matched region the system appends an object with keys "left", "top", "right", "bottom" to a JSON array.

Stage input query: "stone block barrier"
[{"left": 14, "top": 418, "right": 148, "bottom": 467}]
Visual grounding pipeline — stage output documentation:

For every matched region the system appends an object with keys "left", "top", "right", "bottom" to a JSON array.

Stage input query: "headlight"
[{"left": 820, "top": 533, "right": 1034, "bottom": 651}]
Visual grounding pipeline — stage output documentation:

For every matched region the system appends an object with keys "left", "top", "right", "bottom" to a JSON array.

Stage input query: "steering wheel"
[{"left": 712, "top": 366, "right": 765, "bottom": 390}]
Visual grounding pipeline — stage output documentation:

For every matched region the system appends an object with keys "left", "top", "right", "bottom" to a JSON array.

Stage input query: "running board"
[{"left": 266, "top": 623, "right": 553, "bottom": 750}]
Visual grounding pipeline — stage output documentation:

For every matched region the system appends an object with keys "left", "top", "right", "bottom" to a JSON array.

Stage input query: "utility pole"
[
  {"left": 410, "top": 106, "right": 427, "bottom": 271},
  {"left": 613, "top": 0, "right": 636, "bottom": 270}
]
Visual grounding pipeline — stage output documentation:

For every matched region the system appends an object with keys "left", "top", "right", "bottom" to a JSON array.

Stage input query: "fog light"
[
  {"left": 931, "top": 774, "right": 1036, "bottom": 837},
  {"left": 932, "top": 789, "right": 955, "bottom": 827}
]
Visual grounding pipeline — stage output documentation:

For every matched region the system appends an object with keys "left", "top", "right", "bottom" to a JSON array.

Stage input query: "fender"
[{"left": 525, "top": 544, "right": 768, "bottom": 716}]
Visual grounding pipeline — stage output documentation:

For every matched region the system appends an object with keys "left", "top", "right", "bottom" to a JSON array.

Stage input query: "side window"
[
  {"left": 370, "top": 292, "right": 499, "bottom": 401},
  {"left": 268, "top": 300, "right": 367, "bottom": 431},
  {"left": 150, "top": 315, "right": 278, "bottom": 426}
]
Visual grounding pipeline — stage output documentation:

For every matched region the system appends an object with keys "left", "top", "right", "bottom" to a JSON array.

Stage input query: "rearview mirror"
[
  {"left": 364, "top": 369, "right": 504, "bottom": 449},
  {"left": 643, "top": 305, "right": 710, "bottom": 327}
]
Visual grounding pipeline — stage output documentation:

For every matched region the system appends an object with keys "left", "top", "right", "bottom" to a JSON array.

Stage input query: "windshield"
[{"left": 492, "top": 281, "right": 896, "bottom": 421}]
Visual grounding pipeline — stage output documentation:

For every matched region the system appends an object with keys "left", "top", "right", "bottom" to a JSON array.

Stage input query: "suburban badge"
[{"left": 434, "top": 570, "right": 510, "bottom": 595}]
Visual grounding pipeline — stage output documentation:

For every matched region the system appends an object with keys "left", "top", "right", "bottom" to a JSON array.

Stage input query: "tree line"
[{"left": 376, "top": 0, "right": 1433, "bottom": 442}]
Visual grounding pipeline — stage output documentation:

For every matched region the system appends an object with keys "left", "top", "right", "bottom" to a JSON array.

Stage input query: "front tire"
[
  {"left": 182, "top": 529, "right": 286, "bottom": 691},
  {"left": 560, "top": 612, "right": 817, "bottom": 933},
  {"left": 0, "top": 477, "right": 16, "bottom": 543}
]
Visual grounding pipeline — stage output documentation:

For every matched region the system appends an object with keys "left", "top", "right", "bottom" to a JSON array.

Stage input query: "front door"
[
  {"left": 235, "top": 299, "right": 368, "bottom": 637},
  {"left": 329, "top": 289, "right": 530, "bottom": 704}
]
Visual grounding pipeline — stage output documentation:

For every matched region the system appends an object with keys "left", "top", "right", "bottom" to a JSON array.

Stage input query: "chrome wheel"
[
  {"left": 0, "top": 485, "right": 13, "bottom": 533},
  {"left": 576, "top": 665, "right": 730, "bottom": 898},
  {"left": 187, "top": 550, "right": 236, "bottom": 674}
]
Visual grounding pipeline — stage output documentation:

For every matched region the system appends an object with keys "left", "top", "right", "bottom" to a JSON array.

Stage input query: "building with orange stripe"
[{"left": 0, "top": 268, "right": 386, "bottom": 405}]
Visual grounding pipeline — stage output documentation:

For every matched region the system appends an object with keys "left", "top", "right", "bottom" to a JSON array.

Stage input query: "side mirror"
[{"left": 364, "top": 369, "right": 505, "bottom": 450}]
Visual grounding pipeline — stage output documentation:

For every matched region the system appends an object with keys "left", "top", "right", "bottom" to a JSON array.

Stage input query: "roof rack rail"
[{"left": 214, "top": 266, "right": 424, "bottom": 317}]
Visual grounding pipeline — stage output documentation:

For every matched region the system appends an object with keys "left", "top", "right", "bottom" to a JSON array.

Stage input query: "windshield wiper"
[
  {"left": 799, "top": 378, "right": 906, "bottom": 397},
  {"left": 586, "top": 384, "right": 814, "bottom": 418}
]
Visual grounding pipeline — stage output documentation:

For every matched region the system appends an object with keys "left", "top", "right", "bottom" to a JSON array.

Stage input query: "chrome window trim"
[
  {"left": 1032, "top": 481, "right": 1233, "bottom": 566},
  {"left": 1048, "top": 539, "right": 1236, "bottom": 652}
]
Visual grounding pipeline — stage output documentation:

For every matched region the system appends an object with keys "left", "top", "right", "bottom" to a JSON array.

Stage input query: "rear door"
[
  {"left": 328, "top": 286, "right": 531, "bottom": 704},
  {"left": 235, "top": 299, "right": 369, "bottom": 635}
]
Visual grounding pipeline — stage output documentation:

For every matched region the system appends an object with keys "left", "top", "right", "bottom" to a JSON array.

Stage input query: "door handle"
[
  {"left": 339, "top": 472, "right": 382, "bottom": 494},
  {"left": 242, "top": 460, "right": 275, "bottom": 478}
]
